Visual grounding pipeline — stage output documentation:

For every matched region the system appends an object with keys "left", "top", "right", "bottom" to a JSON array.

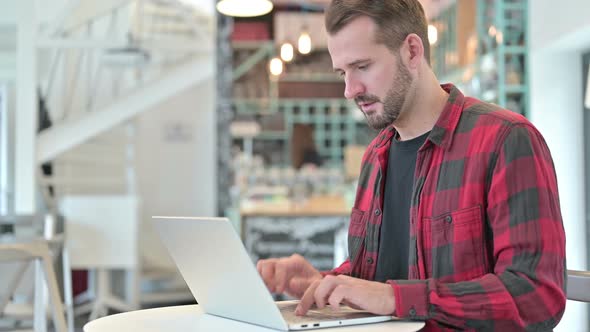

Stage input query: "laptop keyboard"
[{"left": 278, "top": 301, "right": 380, "bottom": 324}]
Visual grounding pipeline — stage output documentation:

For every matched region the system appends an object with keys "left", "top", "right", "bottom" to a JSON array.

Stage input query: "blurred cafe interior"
[{"left": 0, "top": 0, "right": 589, "bottom": 331}]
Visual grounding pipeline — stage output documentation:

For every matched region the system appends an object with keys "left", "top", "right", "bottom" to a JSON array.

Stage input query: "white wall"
[
  {"left": 180, "top": 0, "right": 215, "bottom": 16},
  {"left": 529, "top": 0, "right": 590, "bottom": 329},
  {"left": 135, "top": 79, "right": 216, "bottom": 268},
  {"left": 530, "top": 0, "right": 590, "bottom": 53}
]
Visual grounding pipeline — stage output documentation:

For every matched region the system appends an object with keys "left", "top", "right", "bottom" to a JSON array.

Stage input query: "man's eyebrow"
[{"left": 333, "top": 59, "right": 371, "bottom": 72}]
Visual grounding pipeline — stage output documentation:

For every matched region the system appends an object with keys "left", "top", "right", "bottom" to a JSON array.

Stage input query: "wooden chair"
[{"left": 0, "top": 239, "right": 68, "bottom": 332}]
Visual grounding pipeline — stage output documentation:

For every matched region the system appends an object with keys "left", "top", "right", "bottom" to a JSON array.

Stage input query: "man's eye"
[{"left": 358, "top": 64, "right": 369, "bottom": 71}]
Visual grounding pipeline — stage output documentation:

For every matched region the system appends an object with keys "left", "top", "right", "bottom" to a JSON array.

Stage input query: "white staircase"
[{"left": 1, "top": 0, "right": 216, "bottom": 320}]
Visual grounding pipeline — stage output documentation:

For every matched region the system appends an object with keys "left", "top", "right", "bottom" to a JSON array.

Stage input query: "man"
[{"left": 256, "top": 0, "right": 566, "bottom": 330}]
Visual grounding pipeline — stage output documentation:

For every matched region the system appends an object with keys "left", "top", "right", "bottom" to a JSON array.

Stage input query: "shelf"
[
  {"left": 279, "top": 72, "right": 342, "bottom": 83},
  {"left": 256, "top": 131, "right": 289, "bottom": 140},
  {"left": 438, "top": 62, "right": 477, "bottom": 84},
  {"left": 505, "top": 85, "right": 527, "bottom": 94},
  {"left": 503, "top": 46, "right": 526, "bottom": 54},
  {"left": 503, "top": 2, "right": 527, "bottom": 11}
]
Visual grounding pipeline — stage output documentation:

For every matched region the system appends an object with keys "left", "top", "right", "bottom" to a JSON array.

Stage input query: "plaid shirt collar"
[{"left": 373, "top": 83, "right": 465, "bottom": 151}]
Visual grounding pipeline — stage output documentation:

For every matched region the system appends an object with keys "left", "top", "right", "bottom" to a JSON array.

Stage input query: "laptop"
[{"left": 151, "top": 216, "right": 396, "bottom": 331}]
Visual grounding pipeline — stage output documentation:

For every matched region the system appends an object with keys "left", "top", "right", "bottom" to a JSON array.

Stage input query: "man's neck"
[{"left": 393, "top": 72, "right": 449, "bottom": 141}]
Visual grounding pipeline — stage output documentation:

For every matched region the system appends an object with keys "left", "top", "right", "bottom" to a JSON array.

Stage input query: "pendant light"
[
  {"left": 216, "top": 0, "right": 273, "bottom": 18},
  {"left": 298, "top": 29, "right": 312, "bottom": 55},
  {"left": 269, "top": 57, "right": 283, "bottom": 76},
  {"left": 428, "top": 24, "right": 438, "bottom": 45},
  {"left": 280, "top": 42, "right": 294, "bottom": 62}
]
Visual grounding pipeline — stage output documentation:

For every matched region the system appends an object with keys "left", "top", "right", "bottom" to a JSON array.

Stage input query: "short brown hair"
[{"left": 325, "top": 0, "right": 430, "bottom": 64}]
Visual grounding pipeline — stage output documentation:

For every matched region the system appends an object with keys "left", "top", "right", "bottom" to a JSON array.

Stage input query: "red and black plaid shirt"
[{"left": 329, "top": 84, "right": 566, "bottom": 331}]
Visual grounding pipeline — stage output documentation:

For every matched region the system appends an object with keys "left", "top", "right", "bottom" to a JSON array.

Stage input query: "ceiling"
[{"left": 270, "top": 0, "right": 456, "bottom": 19}]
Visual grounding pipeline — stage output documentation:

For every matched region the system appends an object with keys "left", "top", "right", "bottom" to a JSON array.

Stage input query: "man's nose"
[{"left": 344, "top": 77, "right": 364, "bottom": 100}]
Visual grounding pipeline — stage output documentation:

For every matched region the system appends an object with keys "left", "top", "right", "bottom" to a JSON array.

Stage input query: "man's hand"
[
  {"left": 256, "top": 254, "right": 322, "bottom": 298},
  {"left": 295, "top": 275, "right": 395, "bottom": 316}
]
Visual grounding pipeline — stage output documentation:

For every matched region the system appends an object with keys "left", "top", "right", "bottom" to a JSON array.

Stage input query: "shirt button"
[
  {"left": 366, "top": 257, "right": 374, "bottom": 264},
  {"left": 409, "top": 308, "right": 417, "bottom": 317},
  {"left": 374, "top": 209, "right": 381, "bottom": 216},
  {"left": 444, "top": 215, "right": 452, "bottom": 223}
]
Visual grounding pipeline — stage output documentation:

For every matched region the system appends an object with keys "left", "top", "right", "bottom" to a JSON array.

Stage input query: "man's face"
[{"left": 327, "top": 16, "right": 413, "bottom": 130}]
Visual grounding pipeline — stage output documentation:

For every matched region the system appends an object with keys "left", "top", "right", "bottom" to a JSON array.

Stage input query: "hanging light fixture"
[
  {"left": 269, "top": 57, "right": 283, "bottom": 76},
  {"left": 280, "top": 42, "right": 294, "bottom": 62},
  {"left": 428, "top": 24, "right": 438, "bottom": 45},
  {"left": 488, "top": 25, "right": 497, "bottom": 37},
  {"left": 298, "top": 30, "right": 312, "bottom": 55},
  {"left": 216, "top": 0, "right": 273, "bottom": 18}
]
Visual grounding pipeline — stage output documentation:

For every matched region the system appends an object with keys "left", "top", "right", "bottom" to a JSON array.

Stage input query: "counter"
[{"left": 240, "top": 195, "right": 351, "bottom": 273}]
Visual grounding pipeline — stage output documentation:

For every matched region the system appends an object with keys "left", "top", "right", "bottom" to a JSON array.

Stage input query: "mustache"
[{"left": 355, "top": 95, "right": 380, "bottom": 104}]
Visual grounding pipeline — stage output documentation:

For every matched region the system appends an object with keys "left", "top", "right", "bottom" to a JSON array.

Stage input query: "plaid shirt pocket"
[
  {"left": 424, "top": 205, "right": 487, "bottom": 283},
  {"left": 348, "top": 208, "right": 367, "bottom": 278}
]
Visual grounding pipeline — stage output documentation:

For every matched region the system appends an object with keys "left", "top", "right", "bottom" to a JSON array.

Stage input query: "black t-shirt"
[{"left": 374, "top": 131, "right": 430, "bottom": 282}]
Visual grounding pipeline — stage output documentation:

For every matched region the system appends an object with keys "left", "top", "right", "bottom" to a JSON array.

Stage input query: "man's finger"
[
  {"left": 328, "top": 284, "right": 348, "bottom": 310},
  {"left": 344, "top": 300, "right": 362, "bottom": 310},
  {"left": 287, "top": 277, "right": 311, "bottom": 298},
  {"left": 296, "top": 280, "right": 320, "bottom": 315},
  {"left": 274, "top": 260, "right": 290, "bottom": 294},
  {"left": 257, "top": 258, "right": 275, "bottom": 277},
  {"left": 259, "top": 260, "right": 277, "bottom": 292},
  {"left": 313, "top": 275, "right": 340, "bottom": 309}
]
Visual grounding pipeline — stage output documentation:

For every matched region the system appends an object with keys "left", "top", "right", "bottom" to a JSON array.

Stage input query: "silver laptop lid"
[{"left": 152, "top": 216, "right": 288, "bottom": 331}]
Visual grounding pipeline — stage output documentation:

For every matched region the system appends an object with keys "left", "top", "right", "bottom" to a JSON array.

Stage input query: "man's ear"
[{"left": 403, "top": 33, "right": 425, "bottom": 70}]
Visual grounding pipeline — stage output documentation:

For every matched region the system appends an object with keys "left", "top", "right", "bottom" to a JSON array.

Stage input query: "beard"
[{"left": 355, "top": 59, "right": 413, "bottom": 130}]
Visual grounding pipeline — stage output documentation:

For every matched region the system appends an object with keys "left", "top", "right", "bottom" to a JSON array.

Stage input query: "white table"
[{"left": 84, "top": 305, "right": 425, "bottom": 332}]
